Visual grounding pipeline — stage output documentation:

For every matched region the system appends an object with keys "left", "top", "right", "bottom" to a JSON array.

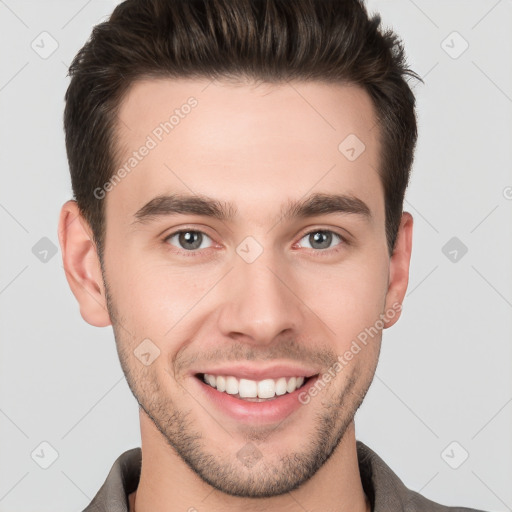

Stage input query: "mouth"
[
  {"left": 195, "top": 373, "right": 314, "bottom": 402},
  {"left": 190, "top": 364, "right": 321, "bottom": 424}
]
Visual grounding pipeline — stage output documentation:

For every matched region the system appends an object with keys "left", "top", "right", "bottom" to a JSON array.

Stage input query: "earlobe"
[
  {"left": 58, "top": 200, "right": 112, "bottom": 327},
  {"left": 384, "top": 212, "right": 413, "bottom": 329}
]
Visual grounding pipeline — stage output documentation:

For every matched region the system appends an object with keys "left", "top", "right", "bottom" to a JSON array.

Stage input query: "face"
[{"left": 61, "top": 78, "right": 412, "bottom": 498}]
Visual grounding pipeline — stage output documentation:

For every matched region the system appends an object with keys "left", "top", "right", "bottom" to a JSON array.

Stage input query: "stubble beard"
[{"left": 103, "top": 278, "right": 376, "bottom": 498}]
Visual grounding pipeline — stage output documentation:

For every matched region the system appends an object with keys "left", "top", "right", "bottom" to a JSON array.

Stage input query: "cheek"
[
  {"left": 296, "top": 256, "right": 389, "bottom": 345},
  {"left": 106, "top": 253, "right": 221, "bottom": 334}
]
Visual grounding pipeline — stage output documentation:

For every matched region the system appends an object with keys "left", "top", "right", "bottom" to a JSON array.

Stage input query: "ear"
[
  {"left": 58, "top": 200, "right": 111, "bottom": 327},
  {"left": 383, "top": 211, "right": 413, "bottom": 328}
]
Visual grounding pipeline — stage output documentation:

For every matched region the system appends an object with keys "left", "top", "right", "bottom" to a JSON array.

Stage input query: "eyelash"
[
  {"left": 293, "top": 229, "right": 348, "bottom": 256},
  {"left": 162, "top": 227, "right": 349, "bottom": 258}
]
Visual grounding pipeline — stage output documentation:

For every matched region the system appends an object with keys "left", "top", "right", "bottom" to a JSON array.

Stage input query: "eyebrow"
[{"left": 131, "top": 192, "right": 371, "bottom": 226}]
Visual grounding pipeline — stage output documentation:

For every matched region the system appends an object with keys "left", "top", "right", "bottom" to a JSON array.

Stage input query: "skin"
[{"left": 58, "top": 78, "right": 413, "bottom": 512}]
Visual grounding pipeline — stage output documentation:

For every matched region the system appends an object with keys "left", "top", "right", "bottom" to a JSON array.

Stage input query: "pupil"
[
  {"left": 180, "top": 231, "right": 201, "bottom": 250},
  {"left": 311, "top": 231, "right": 331, "bottom": 249}
]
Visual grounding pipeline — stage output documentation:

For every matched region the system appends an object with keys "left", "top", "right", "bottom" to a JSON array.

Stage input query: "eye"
[
  {"left": 164, "top": 230, "right": 214, "bottom": 251},
  {"left": 297, "top": 230, "right": 344, "bottom": 251}
]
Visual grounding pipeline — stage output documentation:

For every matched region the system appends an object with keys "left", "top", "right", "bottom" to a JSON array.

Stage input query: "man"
[{"left": 58, "top": 0, "right": 486, "bottom": 511}]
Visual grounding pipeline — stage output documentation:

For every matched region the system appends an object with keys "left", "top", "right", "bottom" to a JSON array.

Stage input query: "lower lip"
[{"left": 194, "top": 375, "right": 319, "bottom": 424}]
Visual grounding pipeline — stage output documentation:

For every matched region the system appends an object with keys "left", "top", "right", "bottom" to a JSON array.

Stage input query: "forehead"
[{"left": 108, "top": 77, "right": 382, "bottom": 225}]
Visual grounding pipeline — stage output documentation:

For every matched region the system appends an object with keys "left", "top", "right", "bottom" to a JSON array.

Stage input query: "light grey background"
[{"left": 0, "top": 1, "right": 511, "bottom": 511}]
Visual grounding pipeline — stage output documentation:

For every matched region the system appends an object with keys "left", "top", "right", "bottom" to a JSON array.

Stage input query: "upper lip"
[{"left": 193, "top": 363, "right": 320, "bottom": 381}]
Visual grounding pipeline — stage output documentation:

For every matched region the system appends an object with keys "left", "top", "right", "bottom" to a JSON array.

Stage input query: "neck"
[{"left": 130, "top": 412, "right": 369, "bottom": 512}]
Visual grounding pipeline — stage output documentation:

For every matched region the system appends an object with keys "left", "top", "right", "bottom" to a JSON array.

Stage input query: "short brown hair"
[{"left": 64, "top": 0, "right": 420, "bottom": 257}]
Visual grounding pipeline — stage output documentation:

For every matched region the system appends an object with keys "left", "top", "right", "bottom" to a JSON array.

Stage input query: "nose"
[{"left": 216, "top": 252, "right": 305, "bottom": 346}]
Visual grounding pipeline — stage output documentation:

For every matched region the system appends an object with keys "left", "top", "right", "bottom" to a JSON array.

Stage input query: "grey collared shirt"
[{"left": 83, "top": 441, "right": 486, "bottom": 512}]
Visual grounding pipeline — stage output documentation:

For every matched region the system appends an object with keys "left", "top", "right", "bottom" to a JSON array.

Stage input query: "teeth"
[
  {"left": 225, "top": 376, "right": 238, "bottom": 395},
  {"left": 257, "top": 379, "right": 276, "bottom": 399},
  {"left": 216, "top": 375, "right": 226, "bottom": 392},
  {"left": 239, "top": 379, "right": 258, "bottom": 398},
  {"left": 286, "top": 377, "right": 297, "bottom": 393},
  {"left": 202, "top": 373, "right": 308, "bottom": 399},
  {"left": 275, "top": 377, "right": 287, "bottom": 396}
]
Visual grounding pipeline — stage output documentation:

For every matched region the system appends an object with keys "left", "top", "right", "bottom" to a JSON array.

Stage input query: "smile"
[
  {"left": 191, "top": 365, "right": 320, "bottom": 423},
  {"left": 200, "top": 373, "right": 308, "bottom": 401}
]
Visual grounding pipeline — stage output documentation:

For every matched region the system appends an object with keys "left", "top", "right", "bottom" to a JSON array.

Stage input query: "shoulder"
[
  {"left": 82, "top": 448, "right": 142, "bottom": 512},
  {"left": 356, "top": 441, "right": 487, "bottom": 512}
]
